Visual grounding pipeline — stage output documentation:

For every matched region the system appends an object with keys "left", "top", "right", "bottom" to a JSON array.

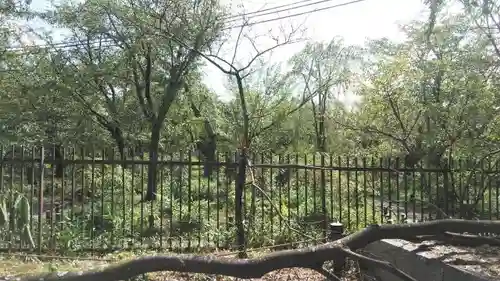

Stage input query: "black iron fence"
[{"left": 0, "top": 146, "right": 498, "bottom": 253}]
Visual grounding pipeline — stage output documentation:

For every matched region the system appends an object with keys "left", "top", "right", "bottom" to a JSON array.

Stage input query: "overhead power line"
[
  {"left": 4, "top": 0, "right": 368, "bottom": 53},
  {"left": 223, "top": 0, "right": 321, "bottom": 21},
  {"left": 231, "top": 0, "right": 367, "bottom": 28},
  {"left": 7, "top": 0, "right": 338, "bottom": 52},
  {"left": 225, "top": 0, "right": 341, "bottom": 23}
]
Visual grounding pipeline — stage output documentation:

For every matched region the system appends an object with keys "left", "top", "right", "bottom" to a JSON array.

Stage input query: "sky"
[
  {"left": 204, "top": 0, "right": 428, "bottom": 104},
  {"left": 20, "top": 0, "right": 429, "bottom": 105}
]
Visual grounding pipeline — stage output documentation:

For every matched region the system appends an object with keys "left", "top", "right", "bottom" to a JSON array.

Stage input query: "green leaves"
[
  {"left": 353, "top": 11, "right": 500, "bottom": 161},
  {"left": 1, "top": 0, "right": 500, "bottom": 164},
  {"left": 0, "top": 192, "right": 35, "bottom": 248}
]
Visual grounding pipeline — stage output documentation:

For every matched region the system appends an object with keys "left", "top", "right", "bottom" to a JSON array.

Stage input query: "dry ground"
[{"left": 0, "top": 250, "right": 340, "bottom": 281}]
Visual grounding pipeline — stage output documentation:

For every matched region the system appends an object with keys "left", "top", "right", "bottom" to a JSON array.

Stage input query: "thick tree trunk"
[
  {"left": 235, "top": 73, "right": 248, "bottom": 258},
  {"left": 54, "top": 145, "right": 64, "bottom": 178},
  {"left": 145, "top": 122, "right": 162, "bottom": 201},
  {"left": 105, "top": 124, "right": 126, "bottom": 168},
  {"left": 234, "top": 149, "right": 247, "bottom": 258}
]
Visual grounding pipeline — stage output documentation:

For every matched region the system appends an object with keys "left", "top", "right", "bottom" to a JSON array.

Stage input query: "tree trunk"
[
  {"left": 54, "top": 145, "right": 64, "bottom": 178},
  {"left": 105, "top": 123, "right": 126, "bottom": 167},
  {"left": 113, "top": 129, "right": 126, "bottom": 165},
  {"left": 145, "top": 121, "right": 162, "bottom": 201},
  {"left": 235, "top": 73, "right": 249, "bottom": 258},
  {"left": 234, "top": 149, "right": 247, "bottom": 258}
]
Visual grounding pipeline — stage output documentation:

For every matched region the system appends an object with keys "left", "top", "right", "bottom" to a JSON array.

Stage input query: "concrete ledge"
[{"left": 363, "top": 239, "right": 496, "bottom": 281}]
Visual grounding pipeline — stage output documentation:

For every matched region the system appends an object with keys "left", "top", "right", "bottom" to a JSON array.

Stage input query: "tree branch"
[{"left": 20, "top": 219, "right": 500, "bottom": 281}]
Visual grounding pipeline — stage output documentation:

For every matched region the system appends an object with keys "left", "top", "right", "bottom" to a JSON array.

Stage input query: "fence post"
[
  {"left": 328, "top": 222, "right": 345, "bottom": 276},
  {"left": 328, "top": 222, "right": 344, "bottom": 241},
  {"left": 38, "top": 146, "right": 44, "bottom": 254},
  {"left": 320, "top": 153, "right": 327, "bottom": 242}
]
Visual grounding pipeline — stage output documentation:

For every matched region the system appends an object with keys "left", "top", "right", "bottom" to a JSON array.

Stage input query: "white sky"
[
  {"left": 22, "top": 0, "right": 428, "bottom": 105},
  {"left": 205, "top": 0, "right": 428, "bottom": 104}
]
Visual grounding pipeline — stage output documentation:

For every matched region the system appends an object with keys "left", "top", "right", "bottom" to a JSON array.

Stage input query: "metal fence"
[{"left": 0, "top": 146, "right": 498, "bottom": 253}]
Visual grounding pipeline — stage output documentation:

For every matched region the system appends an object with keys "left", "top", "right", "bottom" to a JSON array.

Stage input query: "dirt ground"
[{"left": 0, "top": 250, "right": 340, "bottom": 281}]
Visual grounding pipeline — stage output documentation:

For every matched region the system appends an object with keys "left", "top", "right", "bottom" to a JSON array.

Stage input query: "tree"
[
  {"left": 0, "top": 53, "right": 102, "bottom": 145},
  {"left": 33, "top": 0, "right": 227, "bottom": 200},
  {"left": 219, "top": 64, "right": 316, "bottom": 154},
  {"left": 426, "top": 0, "right": 500, "bottom": 56},
  {"left": 289, "top": 38, "right": 361, "bottom": 153},
  {"left": 177, "top": 16, "right": 310, "bottom": 256},
  {"left": 284, "top": 39, "right": 361, "bottom": 234},
  {"left": 345, "top": 16, "right": 500, "bottom": 217}
]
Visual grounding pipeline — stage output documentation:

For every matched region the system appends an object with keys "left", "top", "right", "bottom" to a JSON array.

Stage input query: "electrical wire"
[
  {"left": 3, "top": 0, "right": 368, "bottom": 54},
  {"left": 223, "top": 0, "right": 333, "bottom": 22},
  {"left": 222, "top": 0, "right": 318, "bottom": 21},
  {"left": 230, "top": 0, "right": 367, "bottom": 29},
  {"left": 5, "top": 0, "right": 367, "bottom": 52},
  {"left": 6, "top": 0, "right": 360, "bottom": 52},
  {"left": 7, "top": 0, "right": 325, "bottom": 52},
  {"left": 4, "top": 0, "right": 330, "bottom": 52}
]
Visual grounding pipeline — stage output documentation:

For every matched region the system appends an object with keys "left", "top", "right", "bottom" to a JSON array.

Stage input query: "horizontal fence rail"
[{"left": 0, "top": 146, "right": 498, "bottom": 253}]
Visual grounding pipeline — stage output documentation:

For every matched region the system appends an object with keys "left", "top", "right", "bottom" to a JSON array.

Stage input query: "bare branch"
[
  {"left": 239, "top": 36, "right": 300, "bottom": 77},
  {"left": 314, "top": 267, "right": 341, "bottom": 281},
  {"left": 230, "top": 21, "right": 246, "bottom": 66},
  {"left": 385, "top": 92, "right": 408, "bottom": 137},
  {"left": 343, "top": 248, "right": 415, "bottom": 281}
]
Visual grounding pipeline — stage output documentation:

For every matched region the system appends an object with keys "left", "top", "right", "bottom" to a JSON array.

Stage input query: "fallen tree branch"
[
  {"left": 408, "top": 231, "right": 500, "bottom": 247},
  {"left": 20, "top": 219, "right": 500, "bottom": 281}
]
